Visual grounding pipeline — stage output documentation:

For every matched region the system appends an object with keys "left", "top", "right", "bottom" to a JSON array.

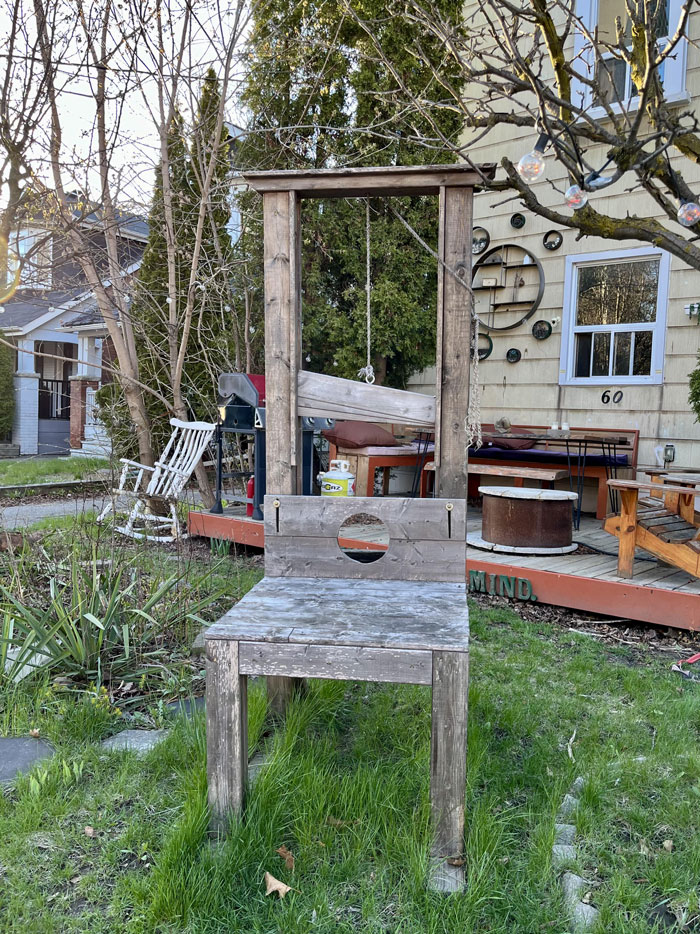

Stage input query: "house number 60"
[{"left": 601, "top": 390, "right": 623, "bottom": 404}]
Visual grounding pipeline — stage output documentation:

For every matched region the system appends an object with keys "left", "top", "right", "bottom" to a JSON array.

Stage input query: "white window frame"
[
  {"left": 559, "top": 246, "right": 670, "bottom": 387},
  {"left": 573, "top": 0, "right": 688, "bottom": 119}
]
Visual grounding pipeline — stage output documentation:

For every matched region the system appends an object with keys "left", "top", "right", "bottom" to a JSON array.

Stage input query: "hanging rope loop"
[{"left": 357, "top": 197, "right": 375, "bottom": 384}]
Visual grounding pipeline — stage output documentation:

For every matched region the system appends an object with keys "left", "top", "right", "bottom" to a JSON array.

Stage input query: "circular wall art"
[
  {"left": 478, "top": 333, "right": 493, "bottom": 360},
  {"left": 472, "top": 226, "right": 490, "bottom": 255},
  {"left": 510, "top": 212, "right": 526, "bottom": 229},
  {"left": 531, "top": 319, "right": 553, "bottom": 340},
  {"left": 506, "top": 348, "right": 522, "bottom": 363},
  {"left": 472, "top": 244, "right": 545, "bottom": 331},
  {"left": 543, "top": 230, "right": 563, "bottom": 251}
]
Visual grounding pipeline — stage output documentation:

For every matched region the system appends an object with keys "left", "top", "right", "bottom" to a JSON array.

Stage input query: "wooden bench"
[
  {"left": 471, "top": 424, "right": 639, "bottom": 520},
  {"left": 205, "top": 494, "right": 469, "bottom": 891},
  {"left": 422, "top": 462, "right": 568, "bottom": 497},
  {"left": 603, "top": 478, "right": 700, "bottom": 579}
]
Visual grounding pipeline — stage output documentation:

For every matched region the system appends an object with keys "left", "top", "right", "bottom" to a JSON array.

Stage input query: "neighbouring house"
[
  {"left": 407, "top": 0, "right": 700, "bottom": 497},
  {"left": 2, "top": 198, "right": 147, "bottom": 456}
]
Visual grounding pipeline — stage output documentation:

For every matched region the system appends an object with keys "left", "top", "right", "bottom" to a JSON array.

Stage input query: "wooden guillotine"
[{"left": 205, "top": 163, "right": 486, "bottom": 891}]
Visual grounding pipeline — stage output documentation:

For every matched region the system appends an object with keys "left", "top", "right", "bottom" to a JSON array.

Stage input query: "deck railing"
[{"left": 39, "top": 379, "right": 70, "bottom": 420}]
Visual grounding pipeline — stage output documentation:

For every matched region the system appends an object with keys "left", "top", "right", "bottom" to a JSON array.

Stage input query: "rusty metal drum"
[{"left": 477, "top": 487, "right": 578, "bottom": 554}]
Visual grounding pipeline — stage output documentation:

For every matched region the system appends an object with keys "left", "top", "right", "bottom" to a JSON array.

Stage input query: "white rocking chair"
[{"left": 97, "top": 418, "right": 216, "bottom": 542}]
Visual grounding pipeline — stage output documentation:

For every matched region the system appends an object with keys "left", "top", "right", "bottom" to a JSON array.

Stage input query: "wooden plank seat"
[
  {"left": 205, "top": 494, "right": 469, "bottom": 891},
  {"left": 422, "top": 462, "right": 569, "bottom": 496},
  {"left": 603, "top": 478, "right": 700, "bottom": 579}
]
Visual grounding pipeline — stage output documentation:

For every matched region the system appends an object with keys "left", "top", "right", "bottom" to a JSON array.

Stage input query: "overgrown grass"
[
  {"left": 2, "top": 600, "right": 699, "bottom": 932},
  {"left": 0, "top": 456, "right": 110, "bottom": 486}
]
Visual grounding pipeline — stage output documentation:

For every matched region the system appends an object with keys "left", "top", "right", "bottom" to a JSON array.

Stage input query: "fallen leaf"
[
  {"left": 663, "top": 839, "right": 674, "bottom": 852},
  {"left": 29, "top": 729, "right": 40, "bottom": 738},
  {"left": 446, "top": 857, "right": 465, "bottom": 867},
  {"left": 640, "top": 840, "right": 651, "bottom": 857},
  {"left": 69, "top": 875, "right": 82, "bottom": 885},
  {"left": 582, "top": 891, "right": 592, "bottom": 904},
  {"left": 276, "top": 844, "right": 295, "bottom": 871},
  {"left": 264, "top": 871, "right": 292, "bottom": 899},
  {"left": 83, "top": 826, "right": 96, "bottom": 838}
]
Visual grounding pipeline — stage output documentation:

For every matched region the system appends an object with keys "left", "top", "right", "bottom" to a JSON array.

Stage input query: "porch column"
[
  {"left": 69, "top": 336, "right": 100, "bottom": 452},
  {"left": 13, "top": 337, "right": 39, "bottom": 455}
]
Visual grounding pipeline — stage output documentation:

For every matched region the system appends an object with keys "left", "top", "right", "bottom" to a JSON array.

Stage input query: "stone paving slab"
[
  {"left": 101, "top": 729, "right": 169, "bottom": 754},
  {"left": 0, "top": 737, "right": 53, "bottom": 784}
]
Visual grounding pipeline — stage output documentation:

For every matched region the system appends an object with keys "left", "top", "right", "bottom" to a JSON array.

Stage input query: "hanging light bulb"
[
  {"left": 564, "top": 184, "right": 588, "bottom": 209},
  {"left": 677, "top": 199, "right": 700, "bottom": 227},
  {"left": 516, "top": 133, "right": 549, "bottom": 184}
]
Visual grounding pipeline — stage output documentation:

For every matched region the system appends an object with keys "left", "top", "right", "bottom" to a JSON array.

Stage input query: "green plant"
[
  {"left": 0, "top": 327, "right": 15, "bottom": 440},
  {"left": 690, "top": 353, "right": 700, "bottom": 422},
  {"left": 0, "top": 553, "right": 199, "bottom": 687}
]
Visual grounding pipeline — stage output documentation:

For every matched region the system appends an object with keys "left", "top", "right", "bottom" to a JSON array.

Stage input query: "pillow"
[
  {"left": 481, "top": 432, "right": 537, "bottom": 451},
  {"left": 323, "top": 421, "right": 399, "bottom": 449}
]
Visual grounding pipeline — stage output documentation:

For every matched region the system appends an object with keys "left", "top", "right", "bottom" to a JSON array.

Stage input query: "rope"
[
  {"left": 357, "top": 198, "right": 375, "bottom": 385},
  {"left": 388, "top": 204, "right": 482, "bottom": 449}
]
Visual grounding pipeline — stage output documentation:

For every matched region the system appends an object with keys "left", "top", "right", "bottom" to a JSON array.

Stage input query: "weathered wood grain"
[
  {"left": 617, "top": 488, "right": 638, "bottom": 578},
  {"left": 205, "top": 577, "right": 470, "bottom": 652},
  {"left": 435, "top": 186, "right": 471, "bottom": 499},
  {"left": 430, "top": 650, "right": 469, "bottom": 862},
  {"left": 265, "top": 535, "right": 465, "bottom": 582},
  {"left": 264, "top": 494, "right": 465, "bottom": 542},
  {"left": 206, "top": 639, "right": 248, "bottom": 832},
  {"left": 239, "top": 642, "right": 433, "bottom": 684},
  {"left": 239, "top": 163, "right": 488, "bottom": 198},
  {"left": 297, "top": 371, "right": 435, "bottom": 428}
]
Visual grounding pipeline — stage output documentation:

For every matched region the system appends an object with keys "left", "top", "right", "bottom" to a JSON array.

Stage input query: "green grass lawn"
[
  {"left": 0, "top": 456, "right": 110, "bottom": 487},
  {"left": 2, "top": 598, "right": 699, "bottom": 932}
]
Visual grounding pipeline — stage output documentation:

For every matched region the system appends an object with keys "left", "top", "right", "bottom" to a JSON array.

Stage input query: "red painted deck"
[{"left": 188, "top": 507, "right": 700, "bottom": 631}]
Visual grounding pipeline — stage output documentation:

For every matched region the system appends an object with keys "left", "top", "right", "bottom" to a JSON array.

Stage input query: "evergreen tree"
[
  {"left": 0, "top": 329, "right": 14, "bottom": 439},
  {"left": 233, "top": 0, "right": 463, "bottom": 387}
]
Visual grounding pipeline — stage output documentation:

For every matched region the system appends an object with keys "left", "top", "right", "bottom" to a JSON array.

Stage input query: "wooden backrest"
[
  {"left": 480, "top": 423, "right": 639, "bottom": 466},
  {"left": 147, "top": 418, "right": 216, "bottom": 499},
  {"left": 264, "top": 494, "right": 465, "bottom": 582}
]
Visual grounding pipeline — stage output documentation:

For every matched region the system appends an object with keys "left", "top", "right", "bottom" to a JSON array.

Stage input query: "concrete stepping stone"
[
  {"left": 557, "top": 793, "right": 579, "bottom": 819},
  {"left": 101, "top": 729, "right": 169, "bottom": 754},
  {"left": 0, "top": 737, "right": 53, "bottom": 784},
  {"left": 552, "top": 843, "right": 576, "bottom": 867},
  {"left": 555, "top": 823, "right": 576, "bottom": 845}
]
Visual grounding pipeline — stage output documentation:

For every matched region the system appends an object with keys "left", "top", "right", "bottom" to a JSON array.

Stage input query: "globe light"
[
  {"left": 677, "top": 200, "right": 700, "bottom": 227},
  {"left": 564, "top": 184, "right": 588, "bottom": 210},
  {"left": 516, "top": 132, "right": 549, "bottom": 184},
  {"left": 516, "top": 149, "right": 546, "bottom": 183}
]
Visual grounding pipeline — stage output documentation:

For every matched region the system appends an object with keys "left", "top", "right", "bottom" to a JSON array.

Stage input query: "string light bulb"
[
  {"left": 564, "top": 184, "right": 588, "bottom": 210},
  {"left": 677, "top": 200, "right": 700, "bottom": 227},
  {"left": 516, "top": 133, "right": 549, "bottom": 184}
]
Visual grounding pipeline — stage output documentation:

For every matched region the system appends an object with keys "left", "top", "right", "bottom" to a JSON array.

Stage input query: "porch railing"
[
  {"left": 39, "top": 379, "right": 70, "bottom": 420},
  {"left": 85, "top": 386, "right": 99, "bottom": 427}
]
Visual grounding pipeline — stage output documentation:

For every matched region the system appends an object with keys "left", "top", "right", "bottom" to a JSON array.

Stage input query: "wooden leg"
[
  {"left": 266, "top": 675, "right": 304, "bottom": 717},
  {"left": 382, "top": 467, "right": 391, "bottom": 496},
  {"left": 354, "top": 455, "right": 370, "bottom": 497},
  {"left": 206, "top": 639, "right": 248, "bottom": 833},
  {"left": 429, "top": 649, "right": 469, "bottom": 892},
  {"left": 617, "top": 488, "right": 638, "bottom": 579},
  {"left": 596, "top": 478, "right": 609, "bottom": 519},
  {"left": 679, "top": 491, "right": 695, "bottom": 524},
  {"left": 664, "top": 491, "right": 680, "bottom": 516}
]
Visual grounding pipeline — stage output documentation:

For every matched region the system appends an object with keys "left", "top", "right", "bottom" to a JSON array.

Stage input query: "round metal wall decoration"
[
  {"left": 531, "top": 319, "right": 553, "bottom": 341},
  {"left": 472, "top": 244, "right": 545, "bottom": 331},
  {"left": 472, "top": 226, "right": 490, "bottom": 255},
  {"left": 543, "top": 230, "right": 563, "bottom": 251},
  {"left": 478, "top": 332, "right": 493, "bottom": 360},
  {"left": 510, "top": 212, "right": 526, "bottom": 229},
  {"left": 506, "top": 347, "right": 522, "bottom": 363}
]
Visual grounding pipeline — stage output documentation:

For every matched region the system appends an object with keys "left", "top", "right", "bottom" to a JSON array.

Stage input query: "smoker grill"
[{"left": 213, "top": 373, "right": 332, "bottom": 520}]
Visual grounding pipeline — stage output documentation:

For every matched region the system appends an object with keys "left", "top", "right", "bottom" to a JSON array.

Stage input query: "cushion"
[
  {"left": 323, "top": 421, "right": 399, "bottom": 449},
  {"left": 481, "top": 431, "right": 537, "bottom": 451}
]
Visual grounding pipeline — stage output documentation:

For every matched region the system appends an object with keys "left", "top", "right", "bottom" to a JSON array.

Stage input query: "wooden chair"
[
  {"left": 603, "top": 476, "right": 700, "bottom": 579},
  {"left": 205, "top": 493, "right": 469, "bottom": 891},
  {"left": 97, "top": 418, "right": 215, "bottom": 542}
]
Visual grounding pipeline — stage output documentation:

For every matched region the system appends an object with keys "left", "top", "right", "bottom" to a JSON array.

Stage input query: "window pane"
[
  {"left": 613, "top": 332, "right": 631, "bottom": 376},
  {"left": 633, "top": 331, "right": 653, "bottom": 375},
  {"left": 575, "top": 332, "right": 592, "bottom": 377},
  {"left": 595, "top": 57, "right": 628, "bottom": 104},
  {"left": 592, "top": 331, "right": 611, "bottom": 376},
  {"left": 598, "top": 0, "right": 668, "bottom": 39},
  {"left": 576, "top": 259, "right": 659, "bottom": 326}
]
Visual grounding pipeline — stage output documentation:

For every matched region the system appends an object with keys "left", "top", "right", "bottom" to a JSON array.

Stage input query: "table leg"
[
  {"left": 206, "top": 640, "right": 248, "bottom": 833},
  {"left": 429, "top": 649, "right": 469, "bottom": 892}
]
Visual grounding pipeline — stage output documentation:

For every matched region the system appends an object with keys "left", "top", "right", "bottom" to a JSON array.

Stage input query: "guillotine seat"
[{"left": 204, "top": 493, "right": 469, "bottom": 891}]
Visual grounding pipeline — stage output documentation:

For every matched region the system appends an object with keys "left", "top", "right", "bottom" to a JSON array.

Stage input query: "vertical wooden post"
[
  {"left": 206, "top": 639, "right": 248, "bottom": 833},
  {"left": 262, "top": 189, "right": 303, "bottom": 714},
  {"left": 435, "top": 186, "right": 472, "bottom": 499},
  {"left": 679, "top": 491, "right": 695, "bottom": 524},
  {"left": 617, "top": 488, "right": 638, "bottom": 579},
  {"left": 429, "top": 649, "right": 469, "bottom": 890}
]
